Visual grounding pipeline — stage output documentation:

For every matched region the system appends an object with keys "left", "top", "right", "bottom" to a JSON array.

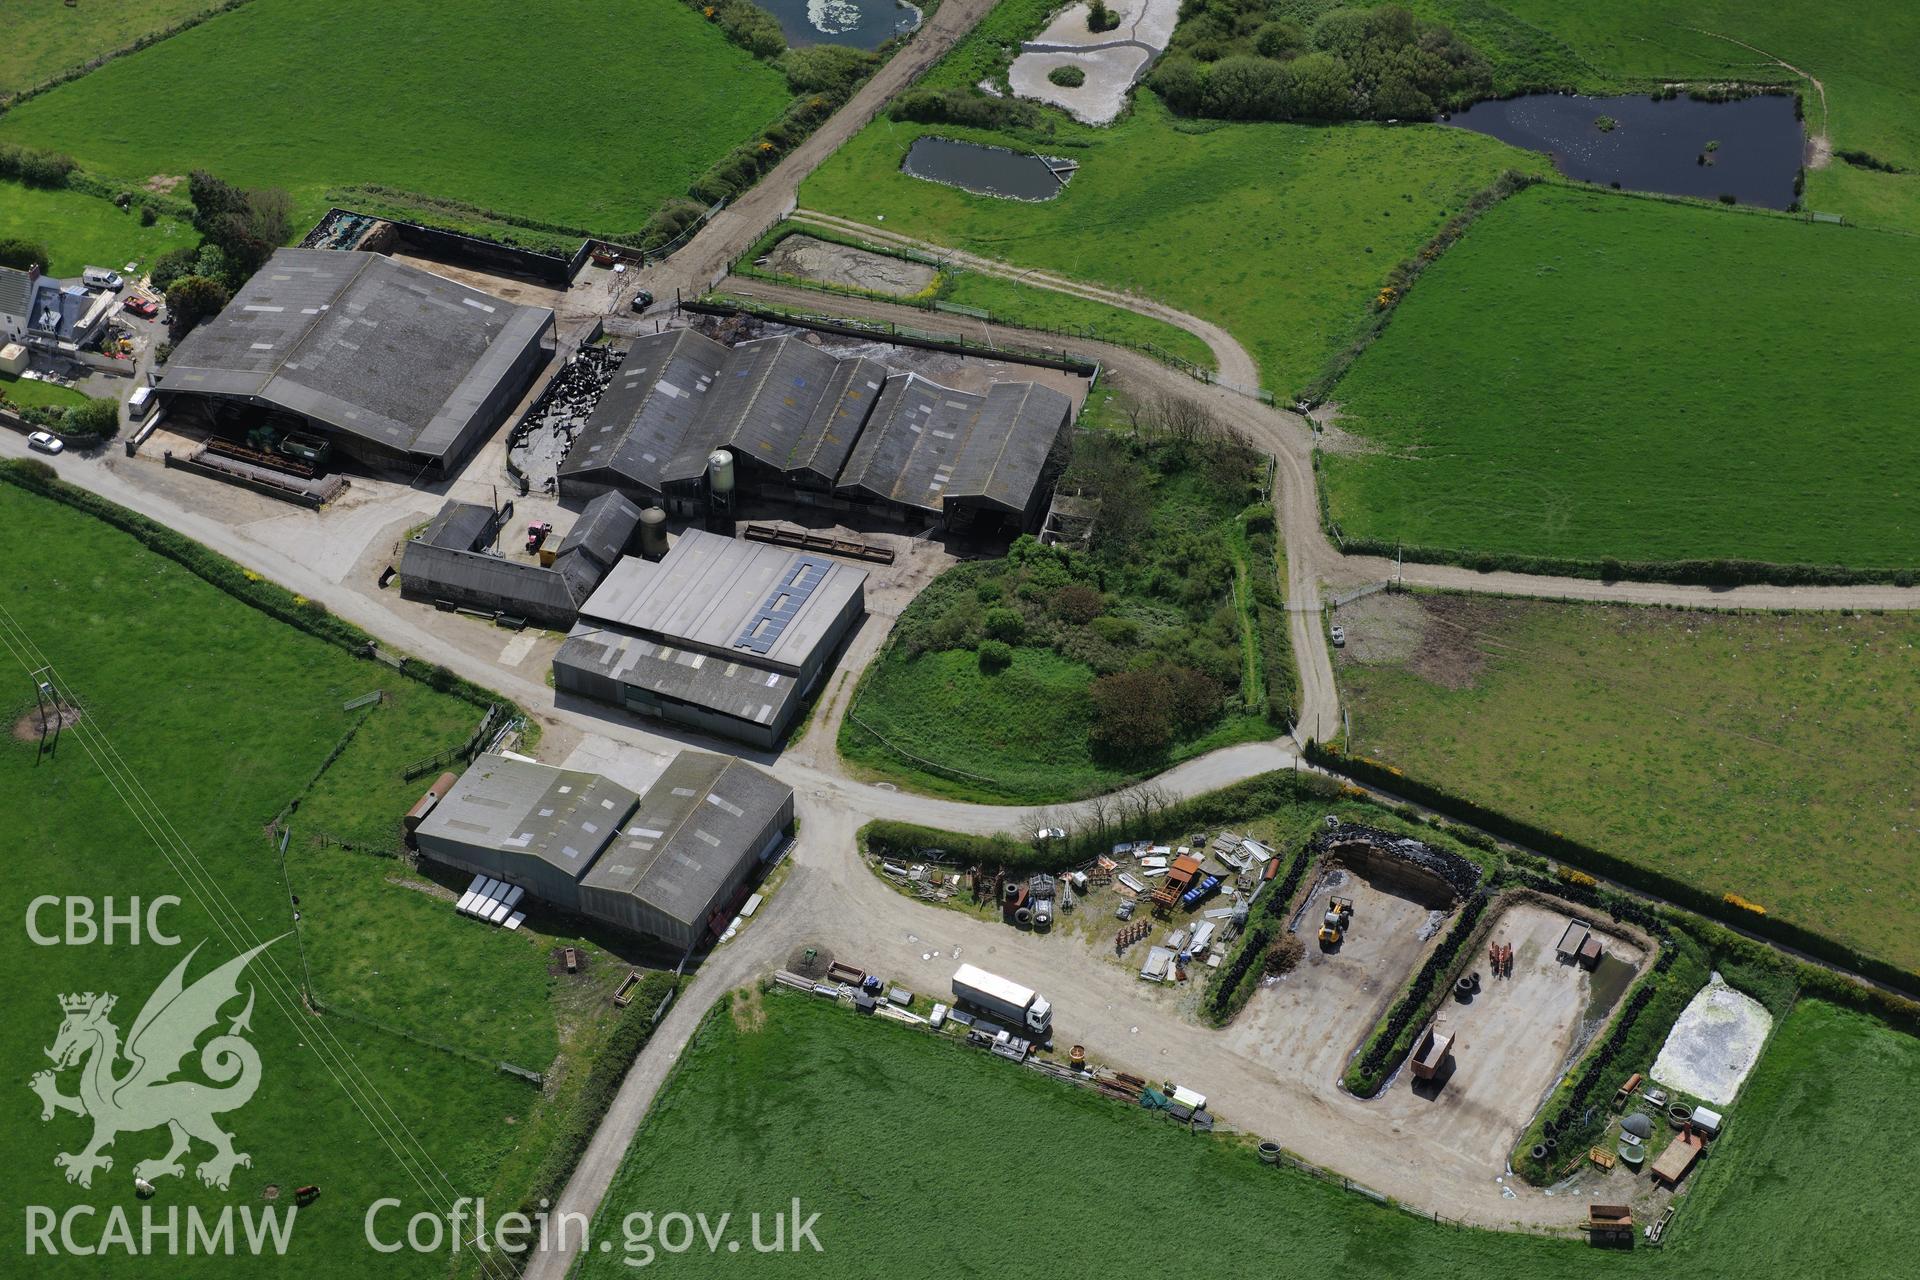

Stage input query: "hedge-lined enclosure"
[
  {"left": 1203, "top": 838, "right": 1316, "bottom": 1025},
  {"left": 1320, "top": 185, "right": 1920, "bottom": 574},
  {"left": 1312, "top": 599, "right": 1920, "bottom": 993},
  {"left": 1315, "top": 743, "right": 1920, "bottom": 995}
]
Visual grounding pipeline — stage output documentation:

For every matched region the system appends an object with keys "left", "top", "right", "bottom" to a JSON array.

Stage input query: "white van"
[
  {"left": 82, "top": 267, "right": 124, "bottom": 291},
  {"left": 127, "top": 386, "right": 153, "bottom": 422}
]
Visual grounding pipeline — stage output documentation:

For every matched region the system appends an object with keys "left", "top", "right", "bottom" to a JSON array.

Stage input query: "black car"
[{"left": 629, "top": 290, "right": 655, "bottom": 315}]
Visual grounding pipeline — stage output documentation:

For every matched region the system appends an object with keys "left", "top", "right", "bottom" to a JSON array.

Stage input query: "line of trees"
[{"left": 151, "top": 171, "right": 293, "bottom": 341}]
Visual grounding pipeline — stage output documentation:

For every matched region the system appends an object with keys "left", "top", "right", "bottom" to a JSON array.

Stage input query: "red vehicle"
[
  {"left": 525, "top": 521, "right": 552, "bottom": 553},
  {"left": 121, "top": 296, "right": 159, "bottom": 318}
]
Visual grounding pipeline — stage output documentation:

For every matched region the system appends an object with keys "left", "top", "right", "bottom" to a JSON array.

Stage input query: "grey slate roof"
[
  {"left": 159, "top": 249, "right": 551, "bottom": 462},
  {"left": 554, "top": 490, "right": 642, "bottom": 568},
  {"left": 559, "top": 329, "right": 729, "bottom": 493},
  {"left": 837, "top": 374, "right": 1071, "bottom": 516},
  {"left": 581, "top": 751, "right": 791, "bottom": 928},
  {"left": 668, "top": 335, "right": 887, "bottom": 482},
  {"left": 419, "top": 500, "right": 497, "bottom": 551},
  {"left": 575, "top": 528, "right": 865, "bottom": 674},
  {"left": 559, "top": 332, "right": 1071, "bottom": 516},
  {"left": 787, "top": 352, "right": 888, "bottom": 482},
  {"left": 553, "top": 490, "right": 643, "bottom": 602},
  {"left": 414, "top": 754, "right": 637, "bottom": 878}
]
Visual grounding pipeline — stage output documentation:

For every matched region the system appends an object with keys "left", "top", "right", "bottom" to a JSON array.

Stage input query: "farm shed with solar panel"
[
  {"left": 551, "top": 528, "right": 866, "bottom": 748},
  {"left": 412, "top": 750, "right": 793, "bottom": 950},
  {"left": 156, "top": 248, "right": 554, "bottom": 476}
]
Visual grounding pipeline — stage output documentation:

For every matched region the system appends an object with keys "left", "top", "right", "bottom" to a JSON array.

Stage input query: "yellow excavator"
[{"left": 1318, "top": 896, "right": 1354, "bottom": 947}]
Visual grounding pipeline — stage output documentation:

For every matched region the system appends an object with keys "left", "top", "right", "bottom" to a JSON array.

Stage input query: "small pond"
[
  {"left": 901, "top": 137, "right": 1072, "bottom": 201},
  {"left": 759, "top": 0, "right": 919, "bottom": 50},
  {"left": 1442, "top": 92, "right": 1804, "bottom": 208},
  {"left": 1584, "top": 951, "right": 1638, "bottom": 1024}
]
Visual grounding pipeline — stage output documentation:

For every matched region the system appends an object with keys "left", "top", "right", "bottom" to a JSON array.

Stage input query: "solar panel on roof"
[{"left": 733, "top": 555, "right": 831, "bottom": 655}]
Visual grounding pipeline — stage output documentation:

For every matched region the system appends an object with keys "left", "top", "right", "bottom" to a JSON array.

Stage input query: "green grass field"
[
  {"left": 0, "top": 480, "right": 529, "bottom": 1275},
  {"left": 1321, "top": 184, "right": 1920, "bottom": 569},
  {"left": 0, "top": 0, "right": 219, "bottom": 96},
  {"left": 0, "top": 0, "right": 793, "bottom": 232},
  {"left": 801, "top": 97, "right": 1543, "bottom": 395},
  {"left": 577, "top": 988, "right": 1918, "bottom": 1278},
  {"left": 0, "top": 477, "right": 653, "bottom": 1274},
  {"left": 0, "top": 179, "right": 198, "bottom": 277},
  {"left": 1334, "top": 591, "right": 1920, "bottom": 972},
  {"left": 1414, "top": 0, "right": 1920, "bottom": 231},
  {"left": 1676, "top": 998, "right": 1920, "bottom": 1267},
  {"left": 2, "top": 375, "right": 94, "bottom": 411}
]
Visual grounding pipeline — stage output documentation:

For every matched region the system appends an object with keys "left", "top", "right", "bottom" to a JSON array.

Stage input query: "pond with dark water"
[
  {"left": 1442, "top": 92, "right": 1804, "bottom": 208},
  {"left": 901, "top": 136, "right": 1072, "bottom": 201},
  {"left": 759, "top": 0, "right": 919, "bottom": 50}
]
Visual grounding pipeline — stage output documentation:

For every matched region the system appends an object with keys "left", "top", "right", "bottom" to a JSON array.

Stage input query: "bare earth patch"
[
  {"left": 144, "top": 173, "right": 185, "bottom": 195},
  {"left": 12, "top": 703, "right": 82, "bottom": 741},
  {"left": 761, "top": 234, "right": 936, "bottom": 297},
  {"left": 729, "top": 985, "right": 767, "bottom": 1033}
]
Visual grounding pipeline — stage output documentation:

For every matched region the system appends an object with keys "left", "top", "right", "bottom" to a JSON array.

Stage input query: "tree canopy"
[{"left": 1148, "top": 3, "right": 1490, "bottom": 122}]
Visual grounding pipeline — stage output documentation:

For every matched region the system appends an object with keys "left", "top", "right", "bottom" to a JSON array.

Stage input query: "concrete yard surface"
[
  {"left": 1368, "top": 902, "right": 1647, "bottom": 1171},
  {"left": 1221, "top": 865, "right": 1450, "bottom": 1084}
]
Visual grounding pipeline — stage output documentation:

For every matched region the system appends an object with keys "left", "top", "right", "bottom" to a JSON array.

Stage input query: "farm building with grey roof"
[
  {"left": 157, "top": 248, "right": 554, "bottom": 475},
  {"left": 558, "top": 330, "right": 1069, "bottom": 529},
  {"left": 398, "top": 491, "right": 642, "bottom": 627},
  {"left": 413, "top": 749, "right": 792, "bottom": 950},
  {"left": 552, "top": 527, "right": 866, "bottom": 748}
]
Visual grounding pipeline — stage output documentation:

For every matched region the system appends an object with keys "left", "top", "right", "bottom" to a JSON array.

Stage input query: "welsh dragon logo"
[{"left": 30, "top": 937, "right": 281, "bottom": 1191}]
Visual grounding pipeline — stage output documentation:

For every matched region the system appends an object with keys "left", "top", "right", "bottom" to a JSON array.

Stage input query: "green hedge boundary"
[
  {"left": 0, "top": 459, "right": 510, "bottom": 717},
  {"left": 1305, "top": 741, "right": 1920, "bottom": 999},
  {"left": 861, "top": 818, "right": 1047, "bottom": 872},
  {"left": 1325, "top": 532, "right": 1920, "bottom": 589},
  {"left": 1202, "top": 840, "right": 1315, "bottom": 1025},
  {"left": 505, "top": 971, "right": 678, "bottom": 1246}
]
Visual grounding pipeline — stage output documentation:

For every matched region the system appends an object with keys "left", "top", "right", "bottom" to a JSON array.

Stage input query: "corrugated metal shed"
[
  {"left": 0, "top": 267, "right": 30, "bottom": 322},
  {"left": 835, "top": 373, "right": 1070, "bottom": 516},
  {"left": 580, "top": 751, "right": 793, "bottom": 931},
  {"left": 402, "top": 494, "right": 637, "bottom": 625},
  {"left": 559, "top": 329, "right": 728, "bottom": 496},
  {"left": 414, "top": 754, "right": 638, "bottom": 879},
  {"left": 554, "top": 490, "right": 643, "bottom": 568},
  {"left": 559, "top": 332, "right": 1062, "bottom": 518},
  {"left": 575, "top": 528, "right": 866, "bottom": 674},
  {"left": 417, "top": 500, "right": 497, "bottom": 551},
  {"left": 552, "top": 627, "right": 798, "bottom": 730},
  {"left": 160, "top": 249, "right": 552, "bottom": 465}
]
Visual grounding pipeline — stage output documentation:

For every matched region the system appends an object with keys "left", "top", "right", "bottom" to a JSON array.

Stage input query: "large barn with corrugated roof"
[
  {"left": 412, "top": 749, "right": 792, "bottom": 951},
  {"left": 557, "top": 330, "right": 1070, "bottom": 529},
  {"left": 156, "top": 249, "right": 554, "bottom": 476}
]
